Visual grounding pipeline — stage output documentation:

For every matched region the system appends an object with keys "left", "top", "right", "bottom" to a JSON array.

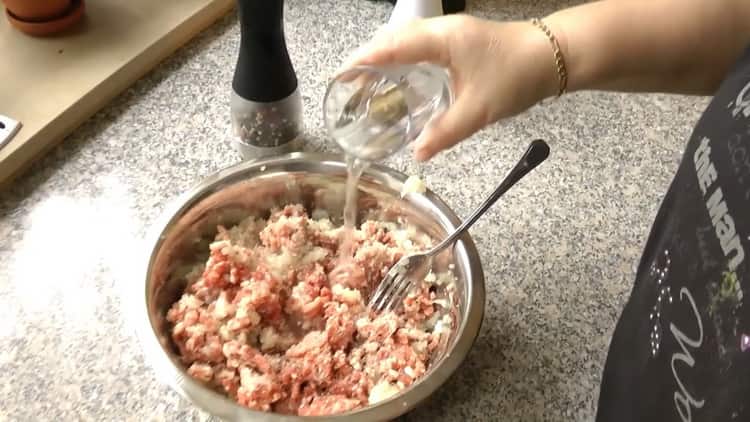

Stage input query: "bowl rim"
[{"left": 135, "top": 152, "right": 486, "bottom": 421}]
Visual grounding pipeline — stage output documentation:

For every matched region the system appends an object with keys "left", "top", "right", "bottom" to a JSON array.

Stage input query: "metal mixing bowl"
[{"left": 137, "top": 153, "right": 485, "bottom": 421}]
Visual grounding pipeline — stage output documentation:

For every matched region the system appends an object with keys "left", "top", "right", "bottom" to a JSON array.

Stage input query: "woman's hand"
[
  {"left": 344, "top": 0, "right": 750, "bottom": 161},
  {"left": 343, "top": 15, "right": 560, "bottom": 161}
]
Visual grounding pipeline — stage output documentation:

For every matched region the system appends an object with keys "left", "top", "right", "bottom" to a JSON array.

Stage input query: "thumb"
[
  {"left": 341, "top": 17, "right": 451, "bottom": 70},
  {"left": 413, "top": 94, "right": 488, "bottom": 161}
]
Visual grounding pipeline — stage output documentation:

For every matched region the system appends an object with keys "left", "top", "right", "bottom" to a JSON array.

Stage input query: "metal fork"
[{"left": 368, "top": 139, "right": 551, "bottom": 312}]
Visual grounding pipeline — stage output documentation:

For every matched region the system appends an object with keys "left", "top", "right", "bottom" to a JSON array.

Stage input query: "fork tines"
[{"left": 368, "top": 263, "right": 411, "bottom": 312}]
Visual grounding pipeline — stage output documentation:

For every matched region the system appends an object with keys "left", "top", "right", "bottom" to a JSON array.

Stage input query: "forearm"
[{"left": 545, "top": 0, "right": 750, "bottom": 95}]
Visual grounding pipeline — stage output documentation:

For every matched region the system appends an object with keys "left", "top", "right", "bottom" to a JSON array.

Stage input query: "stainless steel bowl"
[{"left": 137, "top": 152, "right": 485, "bottom": 421}]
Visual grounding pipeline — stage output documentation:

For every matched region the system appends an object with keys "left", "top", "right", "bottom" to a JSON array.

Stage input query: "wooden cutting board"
[{"left": 0, "top": 0, "right": 234, "bottom": 190}]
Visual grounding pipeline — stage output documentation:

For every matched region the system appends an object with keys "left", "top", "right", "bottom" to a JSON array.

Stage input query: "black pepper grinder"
[{"left": 230, "top": 0, "right": 303, "bottom": 159}]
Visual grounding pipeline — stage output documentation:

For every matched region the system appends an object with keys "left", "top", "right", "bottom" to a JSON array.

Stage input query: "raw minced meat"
[{"left": 166, "top": 204, "right": 456, "bottom": 416}]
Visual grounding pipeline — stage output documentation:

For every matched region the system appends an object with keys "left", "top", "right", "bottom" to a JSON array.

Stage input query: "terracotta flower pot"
[
  {"left": 3, "top": 0, "right": 71, "bottom": 21},
  {"left": 3, "top": 0, "right": 85, "bottom": 37}
]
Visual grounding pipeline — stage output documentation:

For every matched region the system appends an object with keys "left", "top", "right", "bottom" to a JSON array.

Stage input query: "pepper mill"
[
  {"left": 230, "top": 0, "right": 303, "bottom": 159},
  {"left": 385, "top": 0, "right": 465, "bottom": 26},
  {"left": 388, "top": 0, "right": 444, "bottom": 26}
]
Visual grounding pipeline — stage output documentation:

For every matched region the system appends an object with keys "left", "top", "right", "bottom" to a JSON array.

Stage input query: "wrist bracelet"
[{"left": 531, "top": 18, "right": 568, "bottom": 98}]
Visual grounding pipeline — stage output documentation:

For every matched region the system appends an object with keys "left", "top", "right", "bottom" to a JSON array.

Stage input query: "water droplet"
[
  {"left": 669, "top": 296, "right": 673, "bottom": 304},
  {"left": 741, "top": 334, "right": 749, "bottom": 352},
  {"left": 650, "top": 313, "right": 654, "bottom": 320}
]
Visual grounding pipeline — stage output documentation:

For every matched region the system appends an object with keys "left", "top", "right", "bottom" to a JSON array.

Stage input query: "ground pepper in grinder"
[{"left": 230, "top": 0, "right": 303, "bottom": 159}]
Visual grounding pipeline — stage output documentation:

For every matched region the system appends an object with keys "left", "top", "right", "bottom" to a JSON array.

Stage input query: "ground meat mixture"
[{"left": 166, "top": 204, "right": 456, "bottom": 416}]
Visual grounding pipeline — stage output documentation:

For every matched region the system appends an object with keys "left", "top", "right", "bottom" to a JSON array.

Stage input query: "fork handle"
[{"left": 426, "top": 139, "right": 550, "bottom": 256}]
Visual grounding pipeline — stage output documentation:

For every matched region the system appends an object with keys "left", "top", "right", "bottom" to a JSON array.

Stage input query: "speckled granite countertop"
[{"left": 0, "top": 0, "right": 710, "bottom": 421}]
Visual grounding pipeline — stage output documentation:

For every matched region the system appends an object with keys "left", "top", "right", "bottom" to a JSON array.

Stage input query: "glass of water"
[{"left": 323, "top": 63, "right": 454, "bottom": 161}]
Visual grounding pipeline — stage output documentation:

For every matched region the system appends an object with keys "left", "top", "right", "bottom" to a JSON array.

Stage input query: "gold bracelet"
[{"left": 531, "top": 18, "right": 568, "bottom": 98}]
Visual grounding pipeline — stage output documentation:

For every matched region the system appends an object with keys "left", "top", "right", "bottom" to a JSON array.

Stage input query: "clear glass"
[{"left": 323, "top": 64, "right": 454, "bottom": 162}]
